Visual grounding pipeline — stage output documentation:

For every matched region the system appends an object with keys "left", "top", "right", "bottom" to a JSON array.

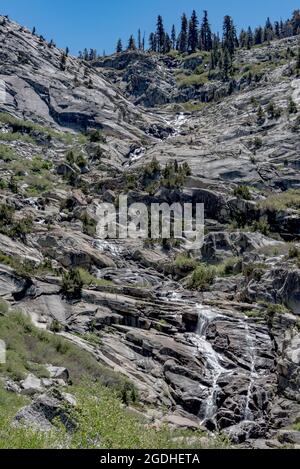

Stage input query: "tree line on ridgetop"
[{"left": 77, "top": 9, "right": 300, "bottom": 62}]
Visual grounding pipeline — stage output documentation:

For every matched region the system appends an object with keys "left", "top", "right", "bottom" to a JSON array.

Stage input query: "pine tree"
[
  {"left": 209, "top": 40, "right": 220, "bottom": 71},
  {"left": 222, "top": 47, "right": 232, "bottom": 80},
  {"left": 32, "top": 26, "right": 36, "bottom": 35},
  {"left": 138, "top": 29, "right": 142, "bottom": 50},
  {"left": 116, "top": 39, "right": 123, "bottom": 53},
  {"left": 179, "top": 13, "right": 188, "bottom": 53},
  {"left": 274, "top": 21, "right": 280, "bottom": 38},
  {"left": 223, "top": 16, "right": 236, "bottom": 56},
  {"left": 89, "top": 49, "right": 97, "bottom": 61},
  {"left": 247, "top": 27, "right": 253, "bottom": 49},
  {"left": 296, "top": 47, "right": 300, "bottom": 70},
  {"left": 264, "top": 17, "right": 274, "bottom": 42},
  {"left": 257, "top": 105, "right": 265, "bottom": 125},
  {"left": 266, "top": 102, "right": 275, "bottom": 119},
  {"left": 149, "top": 32, "right": 157, "bottom": 52},
  {"left": 65, "top": 46, "right": 69, "bottom": 57},
  {"left": 156, "top": 15, "right": 165, "bottom": 53},
  {"left": 83, "top": 48, "right": 89, "bottom": 61},
  {"left": 60, "top": 53, "right": 67, "bottom": 70},
  {"left": 239, "top": 29, "right": 247, "bottom": 48},
  {"left": 164, "top": 34, "right": 172, "bottom": 53},
  {"left": 291, "top": 10, "right": 300, "bottom": 35},
  {"left": 188, "top": 10, "right": 198, "bottom": 53},
  {"left": 279, "top": 20, "right": 284, "bottom": 38},
  {"left": 171, "top": 25, "right": 177, "bottom": 50},
  {"left": 201, "top": 10, "right": 212, "bottom": 51},
  {"left": 254, "top": 27, "right": 263, "bottom": 45},
  {"left": 128, "top": 35, "right": 136, "bottom": 50}
]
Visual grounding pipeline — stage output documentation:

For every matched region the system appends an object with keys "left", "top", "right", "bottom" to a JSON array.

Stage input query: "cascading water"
[
  {"left": 195, "top": 305, "right": 228, "bottom": 427},
  {"left": 196, "top": 306, "right": 258, "bottom": 425},
  {"left": 163, "top": 112, "right": 188, "bottom": 138},
  {"left": 243, "top": 321, "right": 257, "bottom": 420}
]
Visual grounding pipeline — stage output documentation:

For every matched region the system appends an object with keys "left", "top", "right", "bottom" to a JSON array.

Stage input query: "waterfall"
[
  {"left": 196, "top": 305, "right": 227, "bottom": 426},
  {"left": 243, "top": 321, "right": 257, "bottom": 420},
  {"left": 195, "top": 306, "right": 259, "bottom": 427}
]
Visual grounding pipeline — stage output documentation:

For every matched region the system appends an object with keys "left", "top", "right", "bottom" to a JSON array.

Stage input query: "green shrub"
[
  {"left": 161, "top": 161, "right": 191, "bottom": 188},
  {"left": 30, "top": 156, "right": 53, "bottom": 173},
  {"left": 234, "top": 185, "right": 251, "bottom": 200},
  {"left": 288, "top": 245, "right": 300, "bottom": 259},
  {"left": 266, "top": 102, "right": 281, "bottom": 119},
  {"left": 81, "top": 212, "right": 97, "bottom": 237},
  {"left": 0, "top": 203, "right": 14, "bottom": 225},
  {"left": 49, "top": 319, "right": 63, "bottom": 333},
  {"left": 173, "top": 254, "right": 198, "bottom": 273},
  {"left": 257, "top": 105, "right": 265, "bottom": 125},
  {"left": 189, "top": 264, "right": 216, "bottom": 290},
  {"left": 142, "top": 158, "right": 161, "bottom": 178},
  {"left": 0, "top": 178, "right": 8, "bottom": 190},
  {"left": 88, "top": 129, "right": 106, "bottom": 143},
  {"left": 218, "top": 257, "right": 241, "bottom": 277},
  {"left": 0, "top": 204, "right": 33, "bottom": 240},
  {"left": 243, "top": 262, "right": 266, "bottom": 281},
  {"left": 288, "top": 98, "right": 298, "bottom": 114},
  {"left": 62, "top": 269, "right": 83, "bottom": 300},
  {"left": 0, "top": 144, "right": 17, "bottom": 162},
  {"left": 252, "top": 218, "right": 270, "bottom": 236}
]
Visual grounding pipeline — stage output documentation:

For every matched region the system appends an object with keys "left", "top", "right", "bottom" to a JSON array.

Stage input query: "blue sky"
[{"left": 0, "top": 0, "right": 299, "bottom": 55}]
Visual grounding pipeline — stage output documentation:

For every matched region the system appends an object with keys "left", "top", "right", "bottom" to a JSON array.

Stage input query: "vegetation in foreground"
[{"left": 0, "top": 307, "right": 230, "bottom": 449}]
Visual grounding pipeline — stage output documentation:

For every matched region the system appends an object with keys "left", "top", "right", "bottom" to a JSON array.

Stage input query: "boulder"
[
  {"left": 224, "top": 420, "right": 267, "bottom": 443},
  {"left": 20, "top": 374, "right": 43, "bottom": 396},
  {"left": 277, "top": 430, "right": 300, "bottom": 445},
  {"left": 45, "top": 365, "right": 69, "bottom": 383},
  {"left": 14, "top": 391, "right": 77, "bottom": 432}
]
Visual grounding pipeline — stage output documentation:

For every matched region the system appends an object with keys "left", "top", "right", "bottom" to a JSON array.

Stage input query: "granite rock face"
[{"left": 0, "top": 16, "right": 299, "bottom": 446}]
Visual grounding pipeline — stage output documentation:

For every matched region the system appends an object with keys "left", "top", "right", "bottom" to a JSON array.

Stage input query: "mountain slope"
[{"left": 0, "top": 15, "right": 299, "bottom": 449}]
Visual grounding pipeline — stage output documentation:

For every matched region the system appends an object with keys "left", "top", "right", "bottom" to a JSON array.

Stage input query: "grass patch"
[
  {"left": 77, "top": 268, "right": 114, "bottom": 288},
  {"left": 0, "top": 251, "right": 53, "bottom": 278},
  {"left": 178, "top": 73, "right": 209, "bottom": 89},
  {"left": 24, "top": 175, "right": 53, "bottom": 196},
  {"left": 0, "top": 310, "right": 134, "bottom": 395},
  {"left": 182, "top": 101, "right": 206, "bottom": 112},
  {"left": 259, "top": 189, "right": 300, "bottom": 212},
  {"left": 0, "top": 132, "right": 35, "bottom": 144},
  {"left": 0, "top": 113, "right": 74, "bottom": 145}
]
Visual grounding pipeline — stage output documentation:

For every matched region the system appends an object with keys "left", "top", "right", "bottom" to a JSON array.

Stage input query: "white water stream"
[
  {"left": 163, "top": 112, "right": 188, "bottom": 137},
  {"left": 243, "top": 321, "right": 257, "bottom": 421},
  {"left": 195, "top": 305, "right": 229, "bottom": 425},
  {"left": 195, "top": 305, "right": 257, "bottom": 426}
]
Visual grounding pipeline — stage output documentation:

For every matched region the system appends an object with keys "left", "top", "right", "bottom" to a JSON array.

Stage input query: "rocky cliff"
[{"left": 0, "top": 15, "right": 299, "bottom": 449}]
